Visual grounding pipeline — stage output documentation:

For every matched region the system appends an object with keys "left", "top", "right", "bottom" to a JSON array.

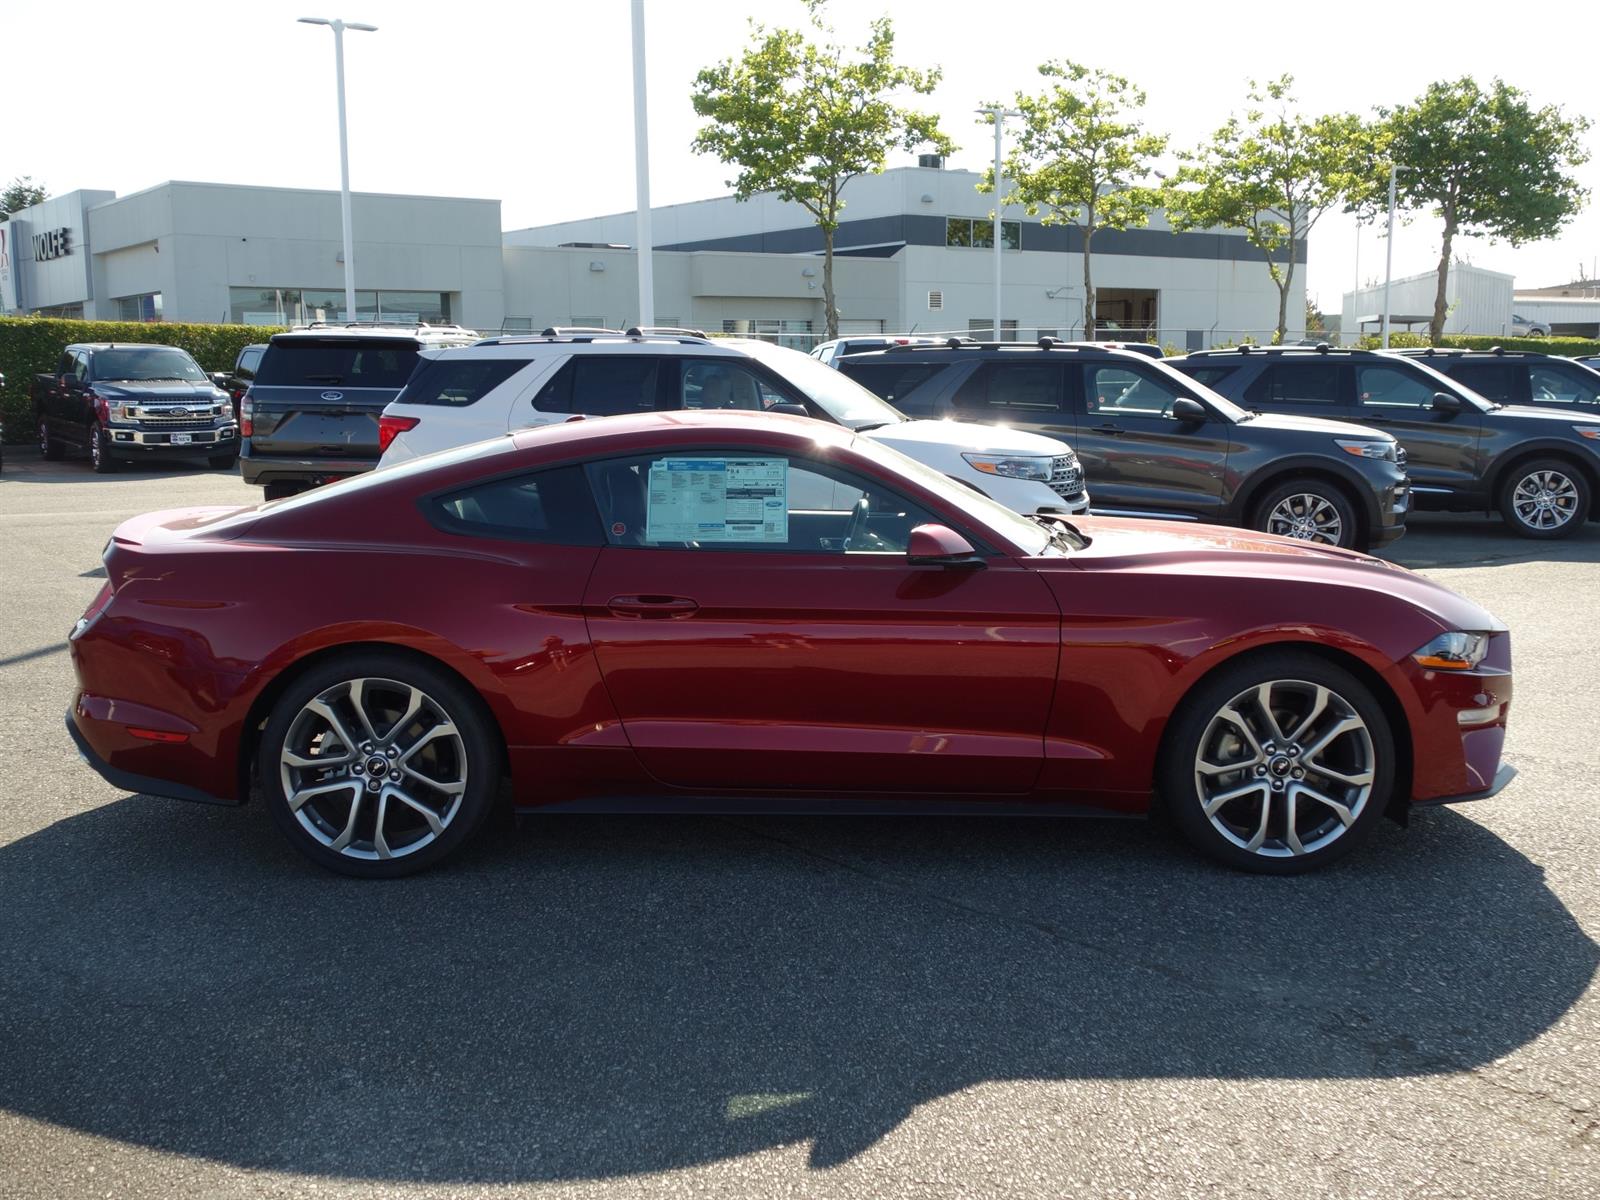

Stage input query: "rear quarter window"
[
  {"left": 256, "top": 340, "right": 420, "bottom": 388},
  {"left": 428, "top": 465, "right": 602, "bottom": 545},
  {"left": 397, "top": 357, "right": 528, "bottom": 407}
]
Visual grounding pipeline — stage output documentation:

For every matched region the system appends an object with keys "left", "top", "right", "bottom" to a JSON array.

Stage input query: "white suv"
[{"left": 377, "top": 329, "right": 1089, "bottom": 515}]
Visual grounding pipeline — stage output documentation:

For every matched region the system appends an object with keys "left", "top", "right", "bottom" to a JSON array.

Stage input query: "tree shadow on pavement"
[{"left": 0, "top": 799, "right": 1591, "bottom": 1182}]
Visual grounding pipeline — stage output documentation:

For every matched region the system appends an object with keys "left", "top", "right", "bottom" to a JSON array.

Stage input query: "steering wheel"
[{"left": 841, "top": 497, "right": 892, "bottom": 553}]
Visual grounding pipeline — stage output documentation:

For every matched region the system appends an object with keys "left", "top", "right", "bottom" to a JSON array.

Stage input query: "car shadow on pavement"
[
  {"left": 0, "top": 799, "right": 1592, "bottom": 1183},
  {"left": 1385, "top": 513, "right": 1600, "bottom": 570}
]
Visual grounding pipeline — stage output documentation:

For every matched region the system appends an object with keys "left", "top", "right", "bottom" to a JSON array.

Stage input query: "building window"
[
  {"left": 114, "top": 293, "right": 163, "bottom": 322},
  {"left": 968, "top": 319, "right": 1019, "bottom": 343},
  {"left": 946, "top": 218, "right": 1020, "bottom": 250},
  {"left": 721, "top": 318, "right": 814, "bottom": 351},
  {"left": 227, "top": 287, "right": 451, "bottom": 326}
]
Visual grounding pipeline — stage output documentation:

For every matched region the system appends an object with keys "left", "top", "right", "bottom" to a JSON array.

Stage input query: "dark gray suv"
[
  {"left": 840, "top": 339, "right": 1410, "bottom": 550},
  {"left": 1173, "top": 346, "right": 1600, "bottom": 539}
]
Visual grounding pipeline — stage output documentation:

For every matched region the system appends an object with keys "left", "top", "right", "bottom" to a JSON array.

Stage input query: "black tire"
[
  {"left": 208, "top": 452, "right": 239, "bottom": 470},
  {"left": 38, "top": 417, "right": 63, "bottom": 461},
  {"left": 89, "top": 423, "right": 117, "bottom": 473},
  {"left": 262, "top": 481, "right": 304, "bottom": 501},
  {"left": 1249, "top": 478, "right": 1359, "bottom": 549},
  {"left": 259, "top": 651, "right": 501, "bottom": 878},
  {"left": 1497, "top": 457, "right": 1590, "bottom": 539},
  {"left": 1158, "top": 650, "right": 1395, "bottom": 875}
]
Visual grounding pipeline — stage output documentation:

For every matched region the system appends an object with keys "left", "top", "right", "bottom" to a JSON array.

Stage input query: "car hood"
[
  {"left": 1240, "top": 411, "right": 1398, "bottom": 440},
  {"left": 1060, "top": 516, "right": 1505, "bottom": 633},
  {"left": 94, "top": 381, "right": 227, "bottom": 402},
  {"left": 1491, "top": 403, "right": 1600, "bottom": 426},
  {"left": 866, "top": 419, "right": 1072, "bottom": 456}
]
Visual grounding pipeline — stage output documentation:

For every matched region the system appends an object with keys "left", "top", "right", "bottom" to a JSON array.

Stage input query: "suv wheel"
[
  {"left": 89, "top": 423, "right": 117, "bottom": 474},
  {"left": 1499, "top": 458, "right": 1590, "bottom": 538},
  {"left": 38, "top": 417, "right": 63, "bottom": 461},
  {"left": 1159, "top": 652, "right": 1394, "bottom": 874},
  {"left": 1251, "top": 480, "right": 1357, "bottom": 549}
]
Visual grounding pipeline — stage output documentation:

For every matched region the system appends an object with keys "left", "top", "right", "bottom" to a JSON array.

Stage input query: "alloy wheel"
[
  {"left": 1192, "top": 679, "right": 1375, "bottom": 858},
  {"left": 90, "top": 428, "right": 103, "bottom": 469},
  {"left": 1265, "top": 493, "right": 1343, "bottom": 545},
  {"left": 38, "top": 419, "right": 48, "bottom": 456},
  {"left": 279, "top": 677, "right": 468, "bottom": 861},
  {"left": 1511, "top": 469, "right": 1578, "bottom": 532}
]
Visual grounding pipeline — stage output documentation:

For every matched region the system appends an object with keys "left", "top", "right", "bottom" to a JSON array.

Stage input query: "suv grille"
[
  {"left": 1050, "top": 454, "right": 1085, "bottom": 498},
  {"left": 134, "top": 406, "right": 225, "bottom": 428}
]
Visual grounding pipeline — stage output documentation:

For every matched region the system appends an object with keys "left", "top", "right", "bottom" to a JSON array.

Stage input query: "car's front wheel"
[
  {"left": 1251, "top": 480, "right": 1358, "bottom": 549},
  {"left": 1499, "top": 458, "right": 1590, "bottom": 538},
  {"left": 260, "top": 652, "right": 501, "bottom": 878},
  {"left": 1159, "top": 652, "right": 1395, "bottom": 874},
  {"left": 89, "top": 423, "right": 117, "bottom": 473}
]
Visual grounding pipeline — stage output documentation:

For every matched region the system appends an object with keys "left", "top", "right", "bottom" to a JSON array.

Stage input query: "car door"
[
  {"left": 1241, "top": 361, "right": 1351, "bottom": 422},
  {"left": 61, "top": 351, "right": 91, "bottom": 443},
  {"left": 1074, "top": 361, "right": 1232, "bottom": 519},
  {"left": 1353, "top": 362, "right": 1484, "bottom": 498},
  {"left": 949, "top": 360, "right": 1075, "bottom": 442},
  {"left": 579, "top": 448, "right": 1061, "bottom": 795},
  {"left": 42, "top": 351, "right": 74, "bottom": 437},
  {"left": 1443, "top": 361, "right": 1522, "bottom": 406}
]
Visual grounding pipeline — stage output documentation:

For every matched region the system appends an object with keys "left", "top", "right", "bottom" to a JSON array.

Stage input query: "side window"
[
  {"left": 73, "top": 352, "right": 90, "bottom": 382},
  {"left": 839, "top": 362, "right": 942, "bottom": 404},
  {"left": 586, "top": 452, "right": 938, "bottom": 555},
  {"left": 1529, "top": 364, "right": 1600, "bottom": 407},
  {"left": 57, "top": 351, "right": 75, "bottom": 376},
  {"left": 954, "top": 363, "right": 1063, "bottom": 416},
  {"left": 534, "top": 356, "right": 660, "bottom": 416},
  {"left": 429, "top": 465, "right": 601, "bottom": 545},
  {"left": 400, "top": 357, "right": 527, "bottom": 407},
  {"left": 1449, "top": 362, "right": 1515, "bottom": 403},
  {"left": 238, "top": 348, "right": 263, "bottom": 379},
  {"left": 1357, "top": 365, "right": 1438, "bottom": 410},
  {"left": 677, "top": 361, "right": 784, "bottom": 411},
  {"left": 1084, "top": 364, "right": 1183, "bottom": 417},
  {"left": 1245, "top": 363, "right": 1342, "bottom": 406}
]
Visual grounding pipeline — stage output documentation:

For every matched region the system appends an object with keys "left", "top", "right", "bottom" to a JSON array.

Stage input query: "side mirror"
[
  {"left": 209, "top": 372, "right": 230, "bottom": 389},
  {"left": 1431, "top": 391, "right": 1463, "bottom": 413},
  {"left": 767, "top": 402, "right": 809, "bottom": 417},
  {"left": 1170, "top": 396, "right": 1208, "bottom": 422},
  {"left": 906, "top": 523, "right": 983, "bottom": 567}
]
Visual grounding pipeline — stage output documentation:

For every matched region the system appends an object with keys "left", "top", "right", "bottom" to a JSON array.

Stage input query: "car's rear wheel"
[
  {"left": 89, "top": 423, "right": 117, "bottom": 473},
  {"left": 1159, "top": 652, "right": 1394, "bottom": 874},
  {"left": 260, "top": 652, "right": 500, "bottom": 878},
  {"left": 1499, "top": 458, "right": 1589, "bottom": 539},
  {"left": 1250, "top": 479, "right": 1358, "bottom": 549},
  {"left": 38, "top": 417, "right": 63, "bottom": 461}
]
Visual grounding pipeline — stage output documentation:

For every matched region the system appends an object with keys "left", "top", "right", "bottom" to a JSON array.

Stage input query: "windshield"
[
  {"left": 1382, "top": 353, "right": 1494, "bottom": 410},
  {"left": 1137, "top": 356, "right": 1252, "bottom": 421},
  {"left": 736, "top": 340, "right": 909, "bottom": 430},
  {"left": 92, "top": 348, "right": 207, "bottom": 383},
  {"left": 846, "top": 434, "right": 1053, "bottom": 556}
]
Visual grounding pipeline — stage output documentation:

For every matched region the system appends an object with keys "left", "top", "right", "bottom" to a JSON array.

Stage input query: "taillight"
[
  {"left": 378, "top": 414, "right": 420, "bottom": 453},
  {"left": 239, "top": 388, "right": 254, "bottom": 437}
]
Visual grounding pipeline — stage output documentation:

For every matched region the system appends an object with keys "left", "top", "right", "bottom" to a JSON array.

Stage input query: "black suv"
[
  {"left": 1172, "top": 346, "right": 1600, "bottom": 539},
  {"left": 1392, "top": 347, "right": 1600, "bottom": 412},
  {"left": 839, "top": 338, "right": 1410, "bottom": 550},
  {"left": 241, "top": 323, "right": 476, "bottom": 499}
]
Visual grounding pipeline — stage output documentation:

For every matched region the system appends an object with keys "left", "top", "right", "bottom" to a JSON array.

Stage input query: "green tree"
[
  {"left": 981, "top": 61, "right": 1166, "bottom": 341},
  {"left": 1166, "top": 77, "right": 1369, "bottom": 344},
  {"left": 0, "top": 177, "right": 48, "bottom": 220},
  {"left": 691, "top": 2, "right": 951, "bottom": 340},
  {"left": 1305, "top": 298, "right": 1326, "bottom": 335},
  {"left": 1360, "top": 77, "right": 1590, "bottom": 344}
]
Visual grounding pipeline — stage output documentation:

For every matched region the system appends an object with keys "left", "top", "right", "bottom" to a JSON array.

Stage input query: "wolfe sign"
[{"left": 32, "top": 227, "right": 72, "bottom": 261}]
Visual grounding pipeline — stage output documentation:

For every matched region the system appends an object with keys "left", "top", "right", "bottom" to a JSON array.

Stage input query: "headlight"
[
  {"left": 1411, "top": 631, "right": 1489, "bottom": 671},
  {"left": 962, "top": 453, "right": 1053, "bottom": 481},
  {"left": 1335, "top": 438, "right": 1397, "bottom": 461},
  {"left": 1572, "top": 426, "right": 1600, "bottom": 442},
  {"left": 106, "top": 402, "right": 135, "bottom": 425}
]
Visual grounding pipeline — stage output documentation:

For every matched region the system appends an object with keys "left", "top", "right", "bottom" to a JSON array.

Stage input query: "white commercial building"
[
  {"left": 1339, "top": 263, "right": 1519, "bottom": 341},
  {"left": 2, "top": 164, "right": 1303, "bottom": 350}
]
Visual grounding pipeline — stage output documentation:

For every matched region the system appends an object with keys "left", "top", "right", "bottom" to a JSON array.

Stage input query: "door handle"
[
  {"left": 605, "top": 594, "right": 700, "bottom": 619},
  {"left": 1091, "top": 423, "right": 1127, "bottom": 436}
]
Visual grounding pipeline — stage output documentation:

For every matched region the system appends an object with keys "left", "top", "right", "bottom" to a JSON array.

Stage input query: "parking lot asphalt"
[{"left": 1, "top": 450, "right": 1597, "bottom": 1200}]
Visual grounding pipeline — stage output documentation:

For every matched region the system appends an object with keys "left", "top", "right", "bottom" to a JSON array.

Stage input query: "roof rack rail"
[
  {"left": 298, "top": 319, "right": 476, "bottom": 332},
  {"left": 625, "top": 325, "right": 710, "bottom": 340},
  {"left": 541, "top": 326, "right": 624, "bottom": 337}
]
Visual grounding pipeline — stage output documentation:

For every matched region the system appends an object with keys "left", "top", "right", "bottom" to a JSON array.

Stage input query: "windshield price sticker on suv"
[{"left": 645, "top": 457, "right": 787, "bottom": 543}]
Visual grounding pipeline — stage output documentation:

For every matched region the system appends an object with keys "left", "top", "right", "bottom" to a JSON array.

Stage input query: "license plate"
[{"left": 171, "top": 433, "right": 192, "bottom": 445}]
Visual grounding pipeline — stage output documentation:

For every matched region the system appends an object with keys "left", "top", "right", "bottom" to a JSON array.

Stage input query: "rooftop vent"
[
  {"left": 917, "top": 154, "right": 945, "bottom": 170},
  {"left": 928, "top": 289, "right": 944, "bottom": 311}
]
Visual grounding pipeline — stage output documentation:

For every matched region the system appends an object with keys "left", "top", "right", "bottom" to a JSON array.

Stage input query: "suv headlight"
[
  {"left": 106, "top": 401, "right": 136, "bottom": 425},
  {"left": 962, "top": 453, "right": 1053, "bottom": 481},
  {"left": 1335, "top": 438, "right": 1397, "bottom": 462},
  {"left": 1411, "top": 631, "right": 1489, "bottom": 671}
]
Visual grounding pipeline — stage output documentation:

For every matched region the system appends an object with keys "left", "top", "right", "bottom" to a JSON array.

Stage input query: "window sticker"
[{"left": 645, "top": 458, "right": 788, "bottom": 543}]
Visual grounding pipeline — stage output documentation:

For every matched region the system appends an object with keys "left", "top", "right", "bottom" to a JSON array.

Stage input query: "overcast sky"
[{"left": 9, "top": 0, "right": 1598, "bottom": 311}]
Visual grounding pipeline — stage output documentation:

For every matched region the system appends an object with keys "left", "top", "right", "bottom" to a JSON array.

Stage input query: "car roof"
[
  {"left": 508, "top": 408, "right": 856, "bottom": 458},
  {"left": 68, "top": 342, "right": 189, "bottom": 353},
  {"left": 270, "top": 323, "right": 477, "bottom": 345},
  {"left": 840, "top": 340, "right": 1159, "bottom": 364},
  {"left": 1393, "top": 347, "right": 1559, "bottom": 361}
]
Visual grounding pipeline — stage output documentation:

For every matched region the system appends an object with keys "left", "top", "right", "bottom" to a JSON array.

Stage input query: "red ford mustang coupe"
[{"left": 67, "top": 411, "right": 1513, "bottom": 877}]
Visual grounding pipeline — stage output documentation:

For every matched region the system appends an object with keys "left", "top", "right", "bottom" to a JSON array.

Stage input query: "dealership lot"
[{"left": 2, "top": 457, "right": 1598, "bottom": 1198}]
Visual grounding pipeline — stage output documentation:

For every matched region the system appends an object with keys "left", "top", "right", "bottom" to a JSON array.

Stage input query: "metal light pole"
[
  {"left": 977, "top": 106, "right": 1021, "bottom": 340},
  {"left": 299, "top": 17, "right": 377, "bottom": 323},
  {"left": 630, "top": 0, "right": 654, "bottom": 329},
  {"left": 1380, "top": 162, "right": 1400, "bottom": 349}
]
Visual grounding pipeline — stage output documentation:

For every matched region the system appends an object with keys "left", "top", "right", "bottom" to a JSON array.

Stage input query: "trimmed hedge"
[
  {"left": 1355, "top": 332, "right": 1600, "bottom": 356},
  {"left": 0, "top": 316, "right": 286, "bottom": 443}
]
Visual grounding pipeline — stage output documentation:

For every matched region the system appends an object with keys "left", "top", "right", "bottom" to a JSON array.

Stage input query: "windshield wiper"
[
  {"left": 1028, "top": 512, "right": 1091, "bottom": 550},
  {"left": 852, "top": 419, "right": 899, "bottom": 432}
]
